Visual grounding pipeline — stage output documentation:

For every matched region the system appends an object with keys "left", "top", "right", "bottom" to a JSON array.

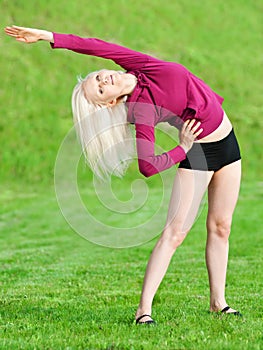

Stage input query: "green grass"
[
  {"left": 0, "top": 180, "right": 262, "bottom": 350},
  {"left": 0, "top": 0, "right": 262, "bottom": 184},
  {"left": 1, "top": 0, "right": 263, "bottom": 349}
]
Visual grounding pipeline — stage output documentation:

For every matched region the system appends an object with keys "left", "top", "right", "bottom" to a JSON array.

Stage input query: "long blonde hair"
[{"left": 71, "top": 73, "right": 136, "bottom": 180}]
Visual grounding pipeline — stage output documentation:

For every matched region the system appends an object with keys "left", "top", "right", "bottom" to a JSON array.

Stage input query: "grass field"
[
  {"left": 1, "top": 0, "right": 262, "bottom": 184},
  {"left": 1, "top": 0, "right": 262, "bottom": 349},
  {"left": 0, "top": 181, "right": 262, "bottom": 349}
]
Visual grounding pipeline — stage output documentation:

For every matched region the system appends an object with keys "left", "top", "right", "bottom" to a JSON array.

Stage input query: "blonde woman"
[{"left": 5, "top": 25, "right": 242, "bottom": 324}]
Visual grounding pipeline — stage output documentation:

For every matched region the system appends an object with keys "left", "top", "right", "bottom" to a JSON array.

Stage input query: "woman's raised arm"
[
  {"left": 5, "top": 25, "right": 154, "bottom": 71},
  {"left": 4, "top": 25, "right": 54, "bottom": 43}
]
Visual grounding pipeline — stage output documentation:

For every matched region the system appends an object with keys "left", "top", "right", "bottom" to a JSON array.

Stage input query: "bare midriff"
[{"left": 196, "top": 112, "right": 232, "bottom": 143}]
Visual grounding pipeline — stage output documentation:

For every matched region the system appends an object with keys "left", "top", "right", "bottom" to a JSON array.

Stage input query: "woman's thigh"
[
  {"left": 207, "top": 160, "right": 241, "bottom": 225},
  {"left": 165, "top": 168, "right": 214, "bottom": 232}
]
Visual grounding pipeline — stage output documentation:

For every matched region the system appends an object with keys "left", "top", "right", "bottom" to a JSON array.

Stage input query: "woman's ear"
[
  {"left": 106, "top": 95, "right": 127, "bottom": 108},
  {"left": 106, "top": 98, "right": 117, "bottom": 108}
]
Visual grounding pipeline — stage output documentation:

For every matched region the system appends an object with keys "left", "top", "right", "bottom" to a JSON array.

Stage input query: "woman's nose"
[{"left": 102, "top": 76, "right": 108, "bottom": 84}]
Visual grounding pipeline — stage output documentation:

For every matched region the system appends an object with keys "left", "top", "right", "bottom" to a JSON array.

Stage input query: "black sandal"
[
  {"left": 136, "top": 314, "right": 156, "bottom": 325},
  {"left": 221, "top": 306, "right": 242, "bottom": 316}
]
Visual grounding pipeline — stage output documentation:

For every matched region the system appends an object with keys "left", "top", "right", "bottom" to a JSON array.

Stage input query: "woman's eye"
[{"left": 96, "top": 75, "right": 100, "bottom": 81}]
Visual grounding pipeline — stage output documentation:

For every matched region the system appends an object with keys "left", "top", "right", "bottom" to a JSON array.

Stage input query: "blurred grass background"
[
  {"left": 0, "top": 0, "right": 262, "bottom": 185},
  {"left": 0, "top": 1, "right": 263, "bottom": 349}
]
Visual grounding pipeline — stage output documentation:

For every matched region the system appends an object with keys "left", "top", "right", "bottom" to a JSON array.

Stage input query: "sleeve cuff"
[
  {"left": 167, "top": 145, "right": 186, "bottom": 164},
  {"left": 50, "top": 32, "right": 61, "bottom": 49}
]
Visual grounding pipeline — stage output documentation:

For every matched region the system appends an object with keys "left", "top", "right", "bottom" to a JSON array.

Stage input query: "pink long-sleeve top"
[{"left": 51, "top": 33, "right": 224, "bottom": 177}]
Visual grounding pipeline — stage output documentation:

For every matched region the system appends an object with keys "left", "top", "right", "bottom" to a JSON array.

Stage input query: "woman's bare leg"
[
  {"left": 136, "top": 168, "right": 213, "bottom": 321},
  {"left": 206, "top": 160, "right": 241, "bottom": 312}
]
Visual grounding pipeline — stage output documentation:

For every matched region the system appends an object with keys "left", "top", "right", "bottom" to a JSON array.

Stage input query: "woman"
[{"left": 5, "top": 25, "right": 242, "bottom": 324}]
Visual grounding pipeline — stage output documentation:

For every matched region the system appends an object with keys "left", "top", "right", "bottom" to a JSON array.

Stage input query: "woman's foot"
[
  {"left": 135, "top": 307, "right": 155, "bottom": 324},
  {"left": 210, "top": 304, "right": 242, "bottom": 316},
  {"left": 221, "top": 305, "right": 242, "bottom": 316},
  {"left": 135, "top": 314, "right": 155, "bottom": 324}
]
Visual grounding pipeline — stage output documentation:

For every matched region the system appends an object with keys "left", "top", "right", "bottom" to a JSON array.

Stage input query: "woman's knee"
[
  {"left": 160, "top": 224, "right": 189, "bottom": 250},
  {"left": 207, "top": 216, "right": 232, "bottom": 240}
]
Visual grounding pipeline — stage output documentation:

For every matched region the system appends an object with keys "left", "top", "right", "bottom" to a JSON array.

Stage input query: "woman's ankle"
[
  {"left": 135, "top": 305, "right": 152, "bottom": 318},
  {"left": 210, "top": 299, "right": 227, "bottom": 312}
]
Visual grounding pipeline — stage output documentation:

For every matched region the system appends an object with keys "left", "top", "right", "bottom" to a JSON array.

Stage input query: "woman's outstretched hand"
[
  {"left": 179, "top": 119, "right": 203, "bottom": 153},
  {"left": 4, "top": 25, "right": 53, "bottom": 43}
]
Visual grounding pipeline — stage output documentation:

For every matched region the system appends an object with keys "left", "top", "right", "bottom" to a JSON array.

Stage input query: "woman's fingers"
[
  {"left": 181, "top": 119, "right": 190, "bottom": 133},
  {"left": 191, "top": 121, "right": 201, "bottom": 132},
  {"left": 193, "top": 127, "right": 203, "bottom": 138},
  {"left": 4, "top": 27, "right": 17, "bottom": 36},
  {"left": 5, "top": 25, "right": 21, "bottom": 34},
  {"left": 5, "top": 25, "right": 27, "bottom": 33},
  {"left": 191, "top": 121, "right": 203, "bottom": 137},
  {"left": 182, "top": 119, "right": 203, "bottom": 138},
  {"left": 187, "top": 119, "right": 196, "bottom": 130},
  {"left": 4, "top": 26, "right": 25, "bottom": 40},
  {"left": 5, "top": 25, "right": 53, "bottom": 43},
  {"left": 183, "top": 119, "right": 202, "bottom": 132},
  {"left": 4, "top": 25, "right": 42, "bottom": 43},
  {"left": 180, "top": 119, "right": 203, "bottom": 152}
]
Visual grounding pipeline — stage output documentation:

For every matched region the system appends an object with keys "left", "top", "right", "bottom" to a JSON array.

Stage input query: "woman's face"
[{"left": 83, "top": 70, "right": 128, "bottom": 106}]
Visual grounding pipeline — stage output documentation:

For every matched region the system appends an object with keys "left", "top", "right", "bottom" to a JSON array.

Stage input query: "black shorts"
[{"left": 179, "top": 129, "right": 241, "bottom": 172}]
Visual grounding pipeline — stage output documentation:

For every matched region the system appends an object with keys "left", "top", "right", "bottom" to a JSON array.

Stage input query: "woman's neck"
[{"left": 123, "top": 73, "right": 138, "bottom": 95}]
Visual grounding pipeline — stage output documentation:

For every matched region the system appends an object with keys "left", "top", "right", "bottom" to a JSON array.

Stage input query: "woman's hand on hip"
[
  {"left": 4, "top": 25, "right": 54, "bottom": 43},
  {"left": 179, "top": 120, "right": 203, "bottom": 153}
]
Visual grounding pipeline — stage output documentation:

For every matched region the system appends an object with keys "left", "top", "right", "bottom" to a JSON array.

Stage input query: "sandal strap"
[
  {"left": 136, "top": 314, "right": 152, "bottom": 324},
  {"left": 221, "top": 306, "right": 242, "bottom": 316},
  {"left": 221, "top": 306, "right": 230, "bottom": 313}
]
